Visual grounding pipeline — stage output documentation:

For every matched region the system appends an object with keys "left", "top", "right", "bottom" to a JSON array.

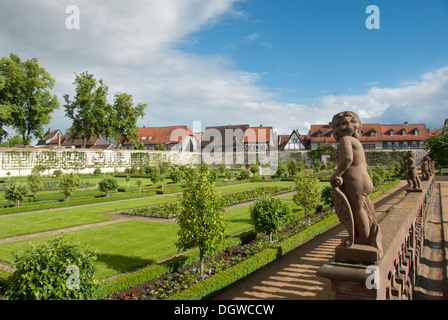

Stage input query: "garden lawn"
[
  {"left": 216, "top": 181, "right": 295, "bottom": 194},
  {"left": 0, "top": 220, "right": 180, "bottom": 280},
  {"left": 0, "top": 193, "right": 303, "bottom": 280},
  {"left": 0, "top": 194, "right": 179, "bottom": 239}
]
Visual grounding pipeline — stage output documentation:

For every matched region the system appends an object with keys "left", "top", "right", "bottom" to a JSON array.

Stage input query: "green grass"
[
  {"left": 0, "top": 193, "right": 304, "bottom": 280},
  {"left": 0, "top": 194, "right": 179, "bottom": 239},
  {"left": 0, "top": 220, "right": 181, "bottom": 280}
]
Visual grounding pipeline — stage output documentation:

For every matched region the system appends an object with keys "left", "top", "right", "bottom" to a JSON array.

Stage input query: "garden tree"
[
  {"left": 155, "top": 143, "right": 166, "bottom": 150},
  {"left": 3, "top": 236, "right": 97, "bottom": 300},
  {"left": 149, "top": 167, "right": 161, "bottom": 185},
  {"left": 387, "top": 161, "right": 402, "bottom": 177},
  {"left": 320, "top": 185, "right": 333, "bottom": 208},
  {"left": 59, "top": 173, "right": 81, "bottom": 201},
  {"left": 64, "top": 71, "right": 111, "bottom": 148},
  {"left": 240, "top": 168, "right": 250, "bottom": 180},
  {"left": 170, "top": 168, "right": 185, "bottom": 183},
  {"left": 0, "top": 134, "right": 23, "bottom": 148},
  {"left": 293, "top": 173, "right": 321, "bottom": 225},
  {"left": 225, "top": 169, "right": 232, "bottom": 181},
  {"left": 125, "top": 174, "right": 131, "bottom": 188},
  {"left": 106, "top": 92, "right": 147, "bottom": 149},
  {"left": 0, "top": 53, "right": 59, "bottom": 146},
  {"left": 0, "top": 98, "right": 9, "bottom": 143},
  {"left": 27, "top": 167, "right": 44, "bottom": 200},
  {"left": 4, "top": 183, "right": 29, "bottom": 207},
  {"left": 218, "top": 163, "right": 226, "bottom": 175},
  {"left": 176, "top": 170, "right": 226, "bottom": 279},
  {"left": 210, "top": 169, "right": 219, "bottom": 182},
  {"left": 185, "top": 166, "right": 198, "bottom": 182},
  {"left": 275, "top": 162, "right": 286, "bottom": 177},
  {"left": 98, "top": 176, "right": 119, "bottom": 197},
  {"left": 249, "top": 197, "right": 292, "bottom": 242},
  {"left": 136, "top": 178, "right": 143, "bottom": 193},
  {"left": 424, "top": 126, "right": 448, "bottom": 167},
  {"left": 286, "top": 159, "right": 300, "bottom": 176},
  {"left": 250, "top": 163, "right": 259, "bottom": 176}
]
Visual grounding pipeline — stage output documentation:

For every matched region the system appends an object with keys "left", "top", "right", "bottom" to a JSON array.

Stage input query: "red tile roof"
[
  {"left": 380, "top": 124, "right": 428, "bottom": 141},
  {"left": 124, "top": 125, "right": 194, "bottom": 146},
  {"left": 309, "top": 123, "right": 427, "bottom": 143},
  {"left": 243, "top": 126, "right": 273, "bottom": 143}
]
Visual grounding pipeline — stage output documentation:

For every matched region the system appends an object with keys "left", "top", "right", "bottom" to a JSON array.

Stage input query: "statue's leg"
[{"left": 346, "top": 193, "right": 370, "bottom": 241}]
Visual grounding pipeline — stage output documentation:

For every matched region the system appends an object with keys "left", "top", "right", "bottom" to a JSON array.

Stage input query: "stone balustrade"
[{"left": 318, "top": 175, "right": 435, "bottom": 300}]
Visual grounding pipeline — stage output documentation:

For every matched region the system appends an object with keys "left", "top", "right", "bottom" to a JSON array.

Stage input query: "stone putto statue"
[
  {"left": 330, "top": 111, "right": 383, "bottom": 258},
  {"left": 403, "top": 150, "right": 422, "bottom": 191}
]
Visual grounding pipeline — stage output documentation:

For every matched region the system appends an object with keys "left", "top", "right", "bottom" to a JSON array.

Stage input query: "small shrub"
[
  {"left": 98, "top": 176, "right": 119, "bottom": 196},
  {"left": 239, "top": 169, "right": 250, "bottom": 180},
  {"left": 4, "top": 183, "right": 29, "bottom": 207},
  {"left": 3, "top": 236, "right": 97, "bottom": 300},
  {"left": 250, "top": 197, "right": 292, "bottom": 241}
]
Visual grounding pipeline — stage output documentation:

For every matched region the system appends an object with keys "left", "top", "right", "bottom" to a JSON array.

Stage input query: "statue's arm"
[{"left": 331, "top": 137, "right": 353, "bottom": 187}]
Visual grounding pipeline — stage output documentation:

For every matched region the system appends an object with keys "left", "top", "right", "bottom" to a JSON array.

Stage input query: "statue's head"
[{"left": 331, "top": 111, "right": 362, "bottom": 141}]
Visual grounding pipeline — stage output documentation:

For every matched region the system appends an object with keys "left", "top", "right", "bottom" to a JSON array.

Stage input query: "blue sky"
[
  {"left": 180, "top": 0, "right": 448, "bottom": 99},
  {"left": 0, "top": 0, "right": 447, "bottom": 141}
]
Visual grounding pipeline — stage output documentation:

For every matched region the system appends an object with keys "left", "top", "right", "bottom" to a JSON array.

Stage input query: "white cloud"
[{"left": 1, "top": 0, "right": 447, "bottom": 142}]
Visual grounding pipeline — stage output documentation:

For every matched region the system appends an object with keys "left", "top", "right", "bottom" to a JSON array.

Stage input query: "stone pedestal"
[{"left": 335, "top": 244, "right": 379, "bottom": 264}]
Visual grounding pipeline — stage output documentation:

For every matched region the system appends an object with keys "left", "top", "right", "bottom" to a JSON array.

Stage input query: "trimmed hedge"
[{"left": 167, "top": 214, "right": 339, "bottom": 300}]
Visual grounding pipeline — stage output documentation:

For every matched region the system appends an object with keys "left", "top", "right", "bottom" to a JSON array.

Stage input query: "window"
[
  {"left": 402, "top": 129, "right": 406, "bottom": 136},
  {"left": 414, "top": 129, "right": 419, "bottom": 136},
  {"left": 387, "top": 142, "right": 392, "bottom": 149},
  {"left": 403, "top": 141, "right": 408, "bottom": 148},
  {"left": 317, "top": 131, "right": 322, "bottom": 138},
  {"left": 390, "top": 129, "right": 394, "bottom": 136},
  {"left": 394, "top": 142, "right": 399, "bottom": 148},
  {"left": 370, "top": 130, "right": 375, "bottom": 137},
  {"left": 141, "top": 136, "right": 146, "bottom": 140}
]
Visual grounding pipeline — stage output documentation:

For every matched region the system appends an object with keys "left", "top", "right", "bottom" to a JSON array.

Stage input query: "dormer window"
[
  {"left": 402, "top": 129, "right": 406, "bottom": 136},
  {"left": 414, "top": 129, "right": 419, "bottom": 136},
  {"left": 390, "top": 129, "right": 394, "bottom": 136},
  {"left": 317, "top": 130, "right": 322, "bottom": 138},
  {"left": 329, "top": 131, "right": 333, "bottom": 138},
  {"left": 370, "top": 130, "right": 376, "bottom": 137}
]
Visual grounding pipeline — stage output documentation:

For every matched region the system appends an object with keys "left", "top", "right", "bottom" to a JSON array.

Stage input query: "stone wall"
[{"left": 0, "top": 147, "right": 428, "bottom": 177}]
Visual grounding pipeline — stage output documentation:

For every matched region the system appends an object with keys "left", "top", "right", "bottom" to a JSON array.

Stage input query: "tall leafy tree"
[
  {"left": 425, "top": 126, "right": 448, "bottom": 167},
  {"left": 106, "top": 92, "right": 147, "bottom": 148},
  {"left": 293, "top": 173, "right": 321, "bottom": 225},
  {"left": 176, "top": 170, "right": 226, "bottom": 278},
  {"left": 0, "top": 53, "right": 59, "bottom": 146},
  {"left": 64, "top": 71, "right": 111, "bottom": 148}
]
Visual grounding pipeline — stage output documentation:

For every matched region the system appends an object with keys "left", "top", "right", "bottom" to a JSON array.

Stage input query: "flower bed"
[
  {"left": 121, "top": 186, "right": 294, "bottom": 219},
  {"left": 104, "top": 210, "right": 338, "bottom": 300}
]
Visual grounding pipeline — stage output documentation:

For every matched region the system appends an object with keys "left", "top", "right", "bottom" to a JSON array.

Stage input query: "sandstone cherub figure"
[
  {"left": 403, "top": 151, "right": 421, "bottom": 190},
  {"left": 330, "top": 111, "right": 383, "bottom": 257}
]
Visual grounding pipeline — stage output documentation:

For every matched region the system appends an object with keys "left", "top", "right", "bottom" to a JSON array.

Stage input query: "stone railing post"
[{"left": 318, "top": 175, "right": 435, "bottom": 300}]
